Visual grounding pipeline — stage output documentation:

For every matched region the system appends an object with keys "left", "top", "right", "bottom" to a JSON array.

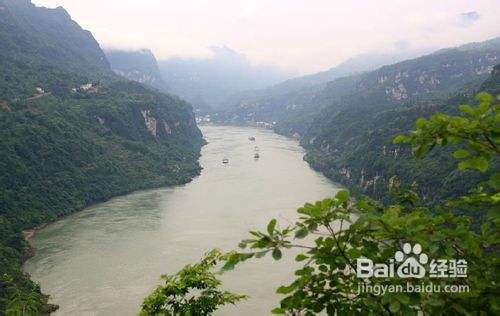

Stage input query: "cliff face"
[{"left": 105, "top": 49, "right": 169, "bottom": 91}]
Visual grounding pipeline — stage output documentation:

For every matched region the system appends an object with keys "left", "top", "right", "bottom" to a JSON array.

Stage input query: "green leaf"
[
  {"left": 335, "top": 190, "right": 350, "bottom": 202},
  {"left": 459, "top": 156, "right": 489, "bottom": 172},
  {"left": 272, "top": 248, "right": 282, "bottom": 260},
  {"left": 295, "top": 227, "right": 308, "bottom": 239},
  {"left": 271, "top": 307, "right": 285, "bottom": 314},
  {"left": 276, "top": 285, "right": 294, "bottom": 294},
  {"left": 415, "top": 118, "right": 427, "bottom": 128},
  {"left": 393, "top": 135, "right": 408, "bottom": 144},
  {"left": 453, "top": 149, "right": 470, "bottom": 159},
  {"left": 295, "top": 254, "right": 308, "bottom": 262},
  {"left": 415, "top": 143, "right": 430, "bottom": 158},
  {"left": 267, "top": 219, "right": 277, "bottom": 235},
  {"left": 458, "top": 104, "right": 475, "bottom": 116}
]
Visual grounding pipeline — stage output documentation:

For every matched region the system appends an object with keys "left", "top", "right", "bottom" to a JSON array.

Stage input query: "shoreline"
[
  {"left": 21, "top": 155, "right": 206, "bottom": 263},
  {"left": 20, "top": 165, "right": 205, "bottom": 314},
  {"left": 22, "top": 221, "right": 60, "bottom": 314},
  {"left": 22, "top": 222, "right": 50, "bottom": 263}
]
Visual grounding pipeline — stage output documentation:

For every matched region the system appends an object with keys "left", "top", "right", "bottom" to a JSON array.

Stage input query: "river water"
[{"left": 24, "top": 125, "right": 340, "bottom": 315}]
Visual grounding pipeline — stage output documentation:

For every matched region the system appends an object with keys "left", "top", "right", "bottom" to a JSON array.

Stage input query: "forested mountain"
[
  {"left": 215, "top": 38, "right": 499, "bottom": 134},
  {"left": 158, "top": 46, "right": 292, "bottom": 112},
  {"left": 105, "top": 49, "right": 168, "bottom": 92},
  {"left": 215, "top": 37, "right": 499, "bottom": 200},
  {"left": 0, "top": 0, "right": 112, "bottom": 101},
  {"left": 0, "top": 0, "right": 203, "bottom": 313},
  {"left": 301, "top": 40, "right": 499, "bottom": 200},
  {"left": 217, "top": 50, "right": 426, "bottom": 115}
]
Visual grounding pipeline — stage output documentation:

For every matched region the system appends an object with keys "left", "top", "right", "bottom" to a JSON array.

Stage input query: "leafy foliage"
[
  {"left": 141, "top": 249, "right": 246, "bottom": 315},
  {"left": 144, "top": 93, "right": 499, "bottom": 315}
]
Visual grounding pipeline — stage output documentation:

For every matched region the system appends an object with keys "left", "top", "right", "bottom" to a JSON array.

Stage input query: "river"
[{"left": 24, "top": 125, "right": 340, "bottom": 315}]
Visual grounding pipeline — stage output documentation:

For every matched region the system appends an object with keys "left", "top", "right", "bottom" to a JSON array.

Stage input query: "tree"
[
  {"left": 140, "top": 249, "right": 246, "bottom": 315},
  {"left": 142, "top": 92, "right": 499, "bottom": 315}
]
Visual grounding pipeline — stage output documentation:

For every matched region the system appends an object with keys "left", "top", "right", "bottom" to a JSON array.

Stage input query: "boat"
[
  {"left": 254, "top": 153, "right": 260, "bottom": 159},
  {"left": 222, "top": 158, "right": 229, "bottom": 164},
  {"left": 248, "top": 136, "right": 255, "bottom": 141},
  {"left": 254, "top": 146, "right": 259, "bottom": 152}
]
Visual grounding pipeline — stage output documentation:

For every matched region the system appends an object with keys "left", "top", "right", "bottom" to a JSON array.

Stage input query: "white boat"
[
  {"left": 254, "top": 153, "right": 260, "bottom": 159},
  {"left": 222, "top": 158, "right": 229, "bottom": 164},
  {"left": 248, "top": 136, "right": 256, "bottom": 141}
]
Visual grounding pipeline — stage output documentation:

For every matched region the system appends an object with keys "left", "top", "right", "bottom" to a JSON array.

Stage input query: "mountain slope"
[
  {"left": 300, "top": 38, "right": 499, "bottom": 200},
  {"left": 213, "top": 51, "right": 425, "bottom": 126},
  {"left": 105, "top": 49, "right": 168, "bottom": 92},
  {"left": 215, "top": 38, "right": 499, "bottom": 138},
  {"left": 0, "top": 1, "right": 203, "bottom": 313},
  {"left": 0, "top": 0, "right": 109, "bottom": 73},
  {"left": 304, "top": 65, "right": 499, "bottom": 200}
]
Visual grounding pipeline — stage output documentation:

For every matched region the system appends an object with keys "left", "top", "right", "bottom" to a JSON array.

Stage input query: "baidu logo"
[
  {"left": 395, "top": 243, "right": 428, "bottom": 278},
  {"left": 356, "top": 243, "right": 467, "bottom": 279}
]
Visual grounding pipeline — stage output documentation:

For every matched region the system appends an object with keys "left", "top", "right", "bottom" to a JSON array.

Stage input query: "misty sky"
[{"left": 33, "top": 0, "right": 500, "bottom": 74}]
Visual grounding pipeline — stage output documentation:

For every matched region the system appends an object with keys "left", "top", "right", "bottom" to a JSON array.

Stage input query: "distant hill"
[
  {"left": 215, "top": 50, "right": 427, "bottom": 118},
  {"left": 216, "top": 37, "right": 500, "bottom": 135},
  {"left": 105, "top": 49, "right": 168, "bottom": 92},
  {"left": 0, "top": 1, "right": 203, "bottom": 313},
  {"left": 158, "top": 45, "right": 293, "bottom": 112},
  {"left": 214, "top": 36, "right": 500, "bottom": 201}
]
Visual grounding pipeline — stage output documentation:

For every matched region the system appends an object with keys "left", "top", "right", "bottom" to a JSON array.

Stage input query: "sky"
[{"left": 33, "top": 0, "right": 500, "bottom": 75}]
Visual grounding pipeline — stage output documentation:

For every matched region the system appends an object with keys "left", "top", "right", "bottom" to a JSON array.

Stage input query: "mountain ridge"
[{"left": 0, "top": 1, "right": 203, "bottom": 313}]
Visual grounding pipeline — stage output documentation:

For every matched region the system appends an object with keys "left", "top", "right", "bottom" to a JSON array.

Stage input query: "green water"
[{"left": 24, "top": 125, "right": 340, "bottom": 315}]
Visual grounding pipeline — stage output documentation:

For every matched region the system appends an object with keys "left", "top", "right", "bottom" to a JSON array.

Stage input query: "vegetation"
[
  {"left": 0, "top": 1, "right": 204, "bottom": 314},
  {"left": 0, "top": 68, "right": 203, "bottom": 316},
  {"left": 141, "top": 250, "right": 246, "bottom": 315},
  {"left": 303, "top": 64, "right": 499, "bottom": 201},
  {"left": 143, "top": 92, "right": 499, "bottom": 315},
  {"left": 215, "top": 39, "right": 499, "bottom": 202}
]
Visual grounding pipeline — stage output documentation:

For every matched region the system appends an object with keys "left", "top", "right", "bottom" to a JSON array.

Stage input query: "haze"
[{"left": 32, "top": 0, "right": 500, "bottom": 74}]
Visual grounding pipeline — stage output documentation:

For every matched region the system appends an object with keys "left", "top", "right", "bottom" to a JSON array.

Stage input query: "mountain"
[
  {"left": 303, "top": 64, "right": 499, "bottom": 201},
  {"left": 105, "top": 48, "right": 168, "bottom": 92},
  {"left": 213, "top": 51, "right": 426, "bottom": 123},
  {"left": 254, "top": 51, "right": 428, "bottom": 96},
  {"left": 0, "top": 0, "right": 109, "bottom": 73},
  {"left": 215, "top": 39, "right": 499, "bottom": 135},
  {"left": 158, "top": 46, "right": 292, "bottom": 112},
  {"left": 300, "top": 38, "right": 500, "bottom": 200},
  {"left": 0, "top": 0, "right": 203, "bottom": 313},
  {"left": 215, "top": 37, "right": 499, "bottom": 201}
]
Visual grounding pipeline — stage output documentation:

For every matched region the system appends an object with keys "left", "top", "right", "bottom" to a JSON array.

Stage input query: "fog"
[
  {"left": 32, "top": 0, "right": 500, "bottom": 74},
  {"left": 158, "top": 46, "right": 293, "bottom": 109}
]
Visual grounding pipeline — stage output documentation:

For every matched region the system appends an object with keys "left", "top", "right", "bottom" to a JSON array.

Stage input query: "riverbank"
[
  {"left": 24, "top": 125, "right": 340, "bottom": 315},
  {"left": 19, "top": 223, "right": 59, "bottom": 314},
  {"left": 22, "top": 224, "right": 45, "bottom": 263}
]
